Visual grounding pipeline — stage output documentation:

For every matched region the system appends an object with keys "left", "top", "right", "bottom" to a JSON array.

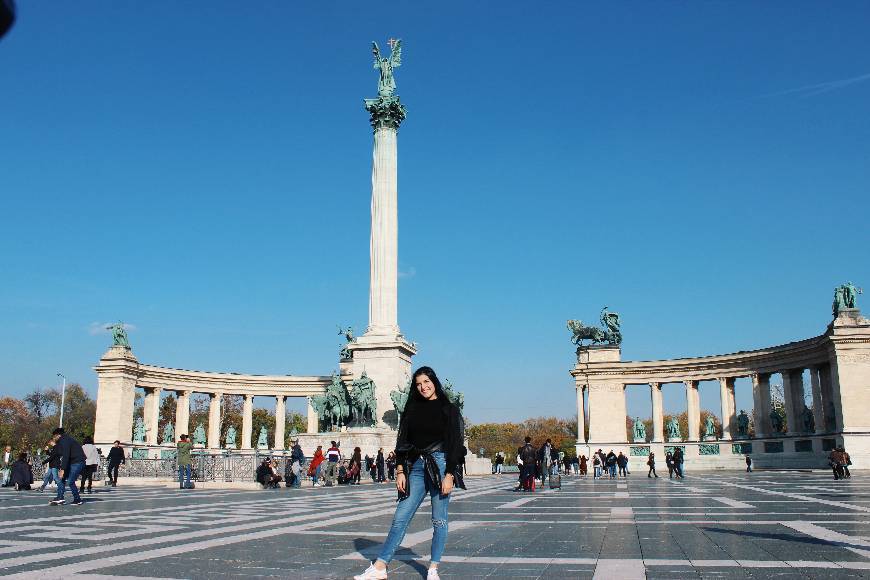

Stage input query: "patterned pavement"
[{"left": 2, "top": 470, "right": 870, "bottom": 578}]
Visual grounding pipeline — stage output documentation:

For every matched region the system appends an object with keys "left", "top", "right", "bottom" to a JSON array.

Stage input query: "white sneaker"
[
  {"left": 353, "top": 564, "right": 387, "bottom": 580},
  {"left": 427, "top": 568, "right": 440, "bottom": 580}
]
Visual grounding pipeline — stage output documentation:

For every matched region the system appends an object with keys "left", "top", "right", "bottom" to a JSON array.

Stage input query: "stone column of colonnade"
[
  {"left": 143, "top": 387, "right": 162, "bottom": 445},
  {"left": 175, "top": 390, "right": 191, "bottom": 438},
  {"left": 718, "top": 377, "right": 736, "bottom": 439},
  {"left": 207, "top": 392, "right": 222, "bottom": 448},
  {"left": 782, "top": 369, "right": 804, "bottom": 435},
  {"left": 752, "top": 373, "right": 773, "bottom": 438},
  {"left": 241, "top": 394, "right": 254, "bottom": 450},
  {"left": 575, "top": 385, "right": 586, "bottom": 442},
  {"left": 650, "top": 383, "right": 664, "bottom": 442},
  {"left": 809, "top": 366, "right": 826, "bottom": 434},
  {"left": 685, "top": 380, "right": 701, "bottom": 441},
  {"left": 306, "top": 397, "right": 318, "bottom": 433},
  {"left": 274, "top": 395, "right": 286, "bottom": 450}
]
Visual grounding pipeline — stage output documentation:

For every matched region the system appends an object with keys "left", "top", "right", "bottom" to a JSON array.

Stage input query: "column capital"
[
  {"left": 244, "top": 393, "right": 254, "bottom": 401},
  {"left": 210, "top": 391, "right": 223, "bottom": 399},
  {"left": 276, "top": 394, "right": 286, "bottom": 402},
  {"left": 364, "top": 95, "right": 406, "bottom": 131},
  {"left": 684, "top": 379, "right": 698, "bottom": 389},
  {"left": 649, "top": 381, "right": 661, "bottom": 390}
]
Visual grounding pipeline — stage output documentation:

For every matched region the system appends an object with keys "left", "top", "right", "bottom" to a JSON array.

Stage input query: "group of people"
[
  {"left": 588, "top": 449, "right": 631, "bottom": 479},
  {"left": 829, "top": 446, "right": 852, "bottom": 480},
  {"left": 512, "top": 437, "right": 563, "bottom": 491}
]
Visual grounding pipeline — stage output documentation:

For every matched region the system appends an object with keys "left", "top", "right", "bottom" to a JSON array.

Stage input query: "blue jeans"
[
  {"left": 41, "top": 467, "right": 59, "bottom": 489},
  {"left": 178, "top": 464, "right": 192, "bottom": 488},
  {"left": 378, "top": 452, "right": 451, "bottom": 564},
  {"left": 56, "top": 461, "right": 85, "bottom": 501}
]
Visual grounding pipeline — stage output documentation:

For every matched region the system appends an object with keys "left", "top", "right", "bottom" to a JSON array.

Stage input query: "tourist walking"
[
  {"left": 665, "top": 451, "right": 675, "bottom": 479},
  {"left": 579, "top": 455, "right": 588, "bottom": 478},
  {"left": 606, "top": 450, "right": 617, "bottom": 478},
  {"left": 324, "top": 441, "right": 341, "bottom": 486},
  {"left": 106, "top": 440, "right": 125, "bottom": 486},
  {"left": 592, "top": 453, "right": 602, "bottom": 479},
  {"left": 494, "top": 452, "right": 504, "bottom": 475},
  {"left": 843, "top": 448, "right": 852, "bottom": 478},
  {"left": 308, "top": 445, "right": 325, "bottom": 486},
  {"left": 672, "top": 448, "right": 685, "bottom": 479},
  {"left": 647, "top": 452, "right": 658, "bottom": 478},
  {"left": 386, "top": 451, "right": 396, "bottom": 480},
  {"left": 49, "top": 427, "right": 86, "bottom": 506},
  {"left": 517, "top": 436, "right": 537, "bottom": 492},
  {"left": 617, "top": 452, "right": 628, "bottom": 478},
  {"left": 290, "top": 440, "right": 304, "bottom": 488},
  {"left": 177, "top": 434, "right": 193, "bottom": 489},
  {"left": 376, "top": 448, "right": 386, "bottom": 483},
  {"left": 10, "top": 452, "right": 33, "bottom": 490},
  {"left": 829, "top": 447, "right": 846, "bottom": 480},
  {"left": 39, "top": 441, "right": 61, "bottom": 492},
  {"left": 745, "top": 456, "right": 752, "bottom": 473},
  {"left": 538, "top": 439, "right": 553, "bottom": 486},
  {"left": 354, "top": 366, "right": 466, "bottom": 580},
  {"left": 349, "top": 447, "right": 363, "bottom": 485},
  {"left": 1, "top": 445, "right": 11, "bottom": 487},
  {"left": 79, "top": 436, "right": 100, "bottom": 493}
]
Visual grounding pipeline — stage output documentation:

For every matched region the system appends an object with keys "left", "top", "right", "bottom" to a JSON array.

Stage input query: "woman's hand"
[
  {"left": 396, "top": 472, "right": 406, "bottom": 493},
  {"left": 441, "top": 472, "right": 454, "bottom": 495}
]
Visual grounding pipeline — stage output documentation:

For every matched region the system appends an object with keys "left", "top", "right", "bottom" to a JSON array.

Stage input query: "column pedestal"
[
  {"left": 348, "top": 336, "right": 417, "bottom": 429},
  {"left": 93, "top": 345, "right": 139, "bottom": 445}
]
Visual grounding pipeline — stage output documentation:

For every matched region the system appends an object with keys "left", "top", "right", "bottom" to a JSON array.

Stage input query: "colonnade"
[
  {"left": 575, "top": 363, "right": 837, "bottom": 443},
  {"left": 140, "top": 388, "right": 320, "bottom": 449}
]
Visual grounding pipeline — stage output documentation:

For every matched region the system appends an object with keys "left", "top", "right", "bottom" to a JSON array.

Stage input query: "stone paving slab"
[{"left": 3, "top": 471, "right": 870, "bottom": 578}]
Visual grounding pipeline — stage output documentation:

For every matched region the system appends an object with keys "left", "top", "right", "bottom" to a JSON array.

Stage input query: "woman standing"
[
  {"left": 354, "top": 366, "right": 466, "bottom": 580},
  {"left": 80, "top": 436, "right": 100, "bottom": 493},
  {"left": 349, "top": 447, "right": 363, "bottom": 485},
  {"left": 308, "top": 445, "right": 325, "bottom": 486}
]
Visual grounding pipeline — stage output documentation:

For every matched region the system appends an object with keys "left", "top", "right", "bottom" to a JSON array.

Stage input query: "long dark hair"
[{"left": 404, "top": 366, "right": 455, "bottom": 418}]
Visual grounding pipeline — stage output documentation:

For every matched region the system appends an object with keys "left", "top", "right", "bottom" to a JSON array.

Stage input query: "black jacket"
[
  {"left": 42, "top": 447, "right": 61, "bottom": 469},
  {"left": 11, "top": 460, "right": 33, "bottom": 486},
  {"left": 395, "top": 399, "right": 466, "bottom": 474},
  {"left": 55, "top": 434, "right": 85, "bottom": 472},
  {"left": 107, "top": 446, "right": 125, "bottom": 465}
]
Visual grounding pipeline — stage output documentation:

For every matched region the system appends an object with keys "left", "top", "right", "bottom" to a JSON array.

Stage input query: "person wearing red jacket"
[{"left": 308, "top": 445, "right": 325, "bottom": 486}]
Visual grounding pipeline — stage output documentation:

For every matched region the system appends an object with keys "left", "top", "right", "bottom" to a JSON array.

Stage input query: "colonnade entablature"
[
  {"left": 93, "top": 344, "right": 332, "bottom": 451},
  {"left": 570, "top": 308, "right": 870, "bottom": 466}
]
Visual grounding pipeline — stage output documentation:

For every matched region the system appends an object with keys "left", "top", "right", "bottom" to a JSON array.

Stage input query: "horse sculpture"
[
  {"left": 311, "top": 374, "right": 352, "bottom": 431},
  {"left": 350, "top": 372, "right": 377, "bottom": 426},
  {"left": 567, "top": 307, "right": 622, "bottom": 346}
]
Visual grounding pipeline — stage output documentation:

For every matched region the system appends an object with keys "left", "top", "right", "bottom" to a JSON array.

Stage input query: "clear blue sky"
[{"left": 1, "top": 3, "right": 868, "bottom": 424}]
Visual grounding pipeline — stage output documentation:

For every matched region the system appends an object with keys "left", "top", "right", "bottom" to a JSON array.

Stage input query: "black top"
[
  {"left": 395, "top": 397, "right": 466, "bottom": 473},
  {"left": 55, "top": 434, "right": 85, "bottom": 472},
  {"left": 107, "top": 447, "right": 125, "bottom": 465},
  {"left": 407, "top": 398, "right": 447, "bottom": 450},
  {"left": 11, "top": 460, "right": 33, "bottom": 486}
]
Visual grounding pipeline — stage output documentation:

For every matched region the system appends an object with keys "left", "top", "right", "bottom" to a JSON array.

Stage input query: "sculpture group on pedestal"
[
  {"left": 736, "top": 410, "right": 750, "bottom": 438},
  {"left": 567, "top": 307, "right": 622, "bottom": 348},
  {"left": 833, "top": 281, "right": 862, "bottom": 317},
  {"left": 257, "top": 426, "right": 269, "bottom": 449},
  {"left": 632, "top": 418, "right": 646, "bottom": 442},
  {"left": 225, "top": 425, "right": 237, "bottom": 449},
  {"left": 338, "top": 326, "right": 355, "bottom": 361},
  {"left": 349, "top": 372, "right": 377, "bottom": 426},
  {"left": 666, "top": 417, "right": 681, "bottom": 441},
  {"left": 193, "top": 423, "right": 207, "bottom": 446},
  {"left": 132, "top": 417, "right": 146, "bottom": 443},
  {"left": 162, "top": 422, "right": 174, "bottom": 445},
  {"left": 704, "top": 416, "right": 717, "bottom": 440},
  {"left": 310, "top": 372, "right": 382, "bottom": 431}
]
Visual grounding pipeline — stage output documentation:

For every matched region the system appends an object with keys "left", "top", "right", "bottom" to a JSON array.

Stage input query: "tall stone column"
[
  {"left": 306, "top": 396, "right": 319, "bottom": 433},
  {"left": 650, "top": 382, "right": 664, "bottom": 442},
  {"left": 351, "top": 93, "right": 416, "bottom": 428},
  {"left": 718, "top": 377, "right": 735, "bottom": 440},
  {"left": 752, "top": 373, "right": 772, "bottom": 437},
  {"left": 241, "top": 394, "right": 254, "bottom": 450},
  {"left": 819, "top": 364, "right": 838, "bottom": 432},
  {"left": 576, "top": 385, "right": 586, "bottom": 442},
  {"left": 274, "top": 395, "right": 286, "bottom": 450},
  {"left": 782, "top": 370, "right": 803, "bottom": 435},
  {"left": 93, "top": 345, "right": 139, "bottom": 445},
  {"left": 685, "top": 380, "right": 700, "bottom": 441},
  {"left": 207, "top": 392, "right": 222, "bottom": 449},
  {"left": 143, "top": 387, "right": 162, "bottom": 446},
  {"left": 588, "top": 382, "right": 628, "bottom": 443},
  {"left": 175, "top": 390, "right": 191, "bottom": 439},
  {"left": 809, "top": 367, "right": 825, "bottom": 434}
]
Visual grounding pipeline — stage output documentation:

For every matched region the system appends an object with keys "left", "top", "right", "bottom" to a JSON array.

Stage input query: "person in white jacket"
[{"left": 80, "top": 436, "right": 101, "bottom": 493}]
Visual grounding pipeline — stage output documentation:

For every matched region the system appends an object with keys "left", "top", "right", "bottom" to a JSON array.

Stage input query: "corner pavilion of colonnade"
[{"left": 572, "top": 307, "right": 870, "bottom": 469}]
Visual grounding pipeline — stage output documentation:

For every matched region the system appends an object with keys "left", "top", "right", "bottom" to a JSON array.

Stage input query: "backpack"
[{"left": 520, "top": 444, "right": 537, "bottom": 466}]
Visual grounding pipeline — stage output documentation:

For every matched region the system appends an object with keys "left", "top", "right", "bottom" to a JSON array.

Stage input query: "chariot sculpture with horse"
[{"left": 567, "top": 306, "right": 623, "bottom": 347}]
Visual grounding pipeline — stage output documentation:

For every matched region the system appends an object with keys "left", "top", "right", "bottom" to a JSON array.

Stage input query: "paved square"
[{"left": 3, "top": 471, "right": 870, "bottom": 578}]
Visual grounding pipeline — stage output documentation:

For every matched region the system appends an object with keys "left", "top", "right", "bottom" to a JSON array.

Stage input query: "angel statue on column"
[{"left": 373, "top": 38, "right": 402, "bottom": 97}]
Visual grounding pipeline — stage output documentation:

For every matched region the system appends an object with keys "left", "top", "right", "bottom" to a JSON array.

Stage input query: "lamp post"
[{"left": 57, "top": 373, "right": 67, "bottom": 428}]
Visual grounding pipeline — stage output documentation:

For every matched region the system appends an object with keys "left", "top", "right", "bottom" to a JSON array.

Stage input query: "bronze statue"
[
  {"left": 372, "top": 39, "right": 402, "bottom": 97},
  {"left": 106, "top": 322, "right": 130, "bottom": 348}
]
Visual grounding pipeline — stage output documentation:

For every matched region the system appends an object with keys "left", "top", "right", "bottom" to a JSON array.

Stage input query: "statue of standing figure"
[
  {"left": 632, "top": 418, "right": 646, "bottom": 442},
  {"left": 736, "top": 410, "right": 750, "bottom": 438},
  {"left": 161, "top": 422, "right": 174, "bottom": 445},
  {"left": 106, "top": 322, "right": 130, "bottom": 348},
  {"left": 666, "top": 417, "right": 681, "bottom": 440},
  {"left": 390, "top": 380, "right": 410, "bottom": 423},
  {"left": 770, "top": 409, "right": 784, "bottom": 433},
  {"left": 801, "top": 405, "right": 815, "bottom": 433},
  {"left": 338, "top": 326, "right": 355, "bottom": 360},
  {"left": 193, "top": 423, "right": 207, "bottom": 446},
  {"left": 833, "top": 281, "right": 863, "bottom": 317},
  {"left": 132, "top": 417, "right": 146, "bottom": 443},
  {"left": 256, "top": 426, "right": 269, "bottom": 449},
  {"left": 224, "top": 425, "right": 237, "bottom": 449},
  {"left": 704, "top": 416, "right": 716, "bottom": 439},
  {"left": 372, "top": 39, "right": 402, "bottom": 97}
]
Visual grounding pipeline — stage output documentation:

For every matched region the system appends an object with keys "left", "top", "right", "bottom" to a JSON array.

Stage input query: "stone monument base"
[{"left": 702, "top": 435, "right": 717, "bottom": 442}]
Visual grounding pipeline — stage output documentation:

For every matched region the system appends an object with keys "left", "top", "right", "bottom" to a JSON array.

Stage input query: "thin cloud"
[
  {"left": 88, "top": 321, "right": 137, "bottom": 335},
  {"left": 399, "top": 266, "right": 417, "bottom": 279},
  {"left": 757, "top": 72, "right": 870, "bottom": 99}
]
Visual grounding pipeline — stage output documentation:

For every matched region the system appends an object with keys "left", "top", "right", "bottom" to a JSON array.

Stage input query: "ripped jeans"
[{"left": 378, "top": 451, "right": 450, "bottom": 564}]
